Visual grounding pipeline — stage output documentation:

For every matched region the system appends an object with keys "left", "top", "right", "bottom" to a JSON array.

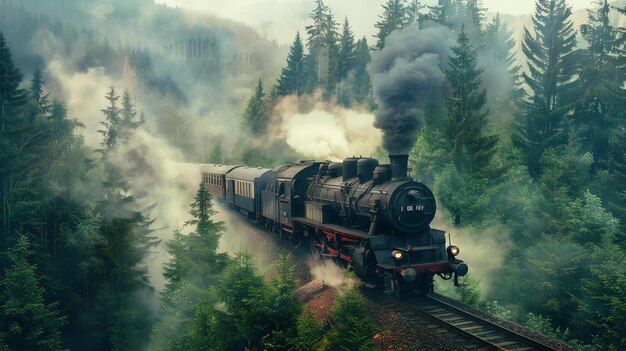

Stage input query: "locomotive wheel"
[{"left": 310, "top": 233, "right": 324, "bottom": 260}]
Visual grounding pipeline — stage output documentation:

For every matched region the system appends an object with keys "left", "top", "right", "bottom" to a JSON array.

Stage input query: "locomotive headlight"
[
  {"left": 447, "top": 246, "right": 460, "bottom": 256},
  {"left": 391, "top": 250, "right": 405, "bottom": 261}
]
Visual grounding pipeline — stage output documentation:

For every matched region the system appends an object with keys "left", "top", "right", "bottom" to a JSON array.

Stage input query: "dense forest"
[{"left": 0, "top": 0, "right": 625, "bottom": 350}]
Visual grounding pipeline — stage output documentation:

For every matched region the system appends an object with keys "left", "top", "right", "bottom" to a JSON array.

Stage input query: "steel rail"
[{"left": 364, "top": 289, "right": 559, "bottom": 351}]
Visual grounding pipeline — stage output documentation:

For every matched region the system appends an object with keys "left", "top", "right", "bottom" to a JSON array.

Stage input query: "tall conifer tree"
[
  {"left": 516, "top": 0, "right": 579, "bottom": 177},
  {"left": 445, "top": 27, "right": 496, "bottom": 173},
  {"left": 30, "top": 69, "right": 51, "bottom": 114},
  {"left": 374, "top": 0, "right": 410, "bottom": 50},
  {"left": 98, "top": 87, "right": 121, "bottom": 150},
  {"left": 337, "top": 17, "right": 356, "bottom": 106},
  {"left": 242, "top": 79, "right": 269, "bottom": 136},
  {"left": 0, "top": 236, "right": 66, "bottom": 350},
  {"left": 277, "top": 32, "right": 306, "bottom": 96}
]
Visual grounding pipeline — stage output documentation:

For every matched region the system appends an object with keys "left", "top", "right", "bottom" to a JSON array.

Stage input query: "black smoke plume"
[{"left": 370, "top": 24, "right": 452, "bottom": 154}]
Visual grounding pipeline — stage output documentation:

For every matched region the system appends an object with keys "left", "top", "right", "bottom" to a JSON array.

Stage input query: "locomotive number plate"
[{"left": 401, "top": 205, "right": 424, "bottom": 212}]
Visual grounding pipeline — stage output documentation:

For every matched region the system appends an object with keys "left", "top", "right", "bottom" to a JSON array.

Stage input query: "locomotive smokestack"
[{"left": 389, "top": 155, "right": 409, "bottom": 181}]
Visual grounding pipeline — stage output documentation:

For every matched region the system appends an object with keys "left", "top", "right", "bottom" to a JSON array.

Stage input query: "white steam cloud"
[{"left": 271, "top": 92, "right": 382, "bottom": 161}]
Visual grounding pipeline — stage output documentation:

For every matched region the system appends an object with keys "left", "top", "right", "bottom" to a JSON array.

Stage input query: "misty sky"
[{"left": 156, "top": 0, "right": 595, "bottom": 43}]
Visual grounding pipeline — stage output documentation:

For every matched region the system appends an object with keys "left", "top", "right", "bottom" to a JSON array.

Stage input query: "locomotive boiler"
[{"left": 196, "top": 154, "right": 468, "bottom": 295}]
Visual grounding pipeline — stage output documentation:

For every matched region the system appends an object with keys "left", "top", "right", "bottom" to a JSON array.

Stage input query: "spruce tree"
[
  {"left": 218, "top": 251, "right": 267, "bottom": 349},
  {"left": 242, "top": 79, "right": 269, "bottom": 136},
  {"left": 0, "top": 235, "right": 66, "bottom": 351},
  {"left": 406, "top": 0, "right": 423, "bottom": 24},
  {"left": 483, "top": 14, "right": 523, "bottom": 107},
  {"left": 573, "top": 0, "right": 626, "bottom": 171},
  {"left": 293, "top": 307, "right": 323, "bottom": 351},
  {"left": 322, "top": 13, "right": 340, "bottom": 100},
  {"left": 516, "top": 0, "right": 579, "bottom": 177},
  {"left": 325, "top": 287, "right": 377, "bottom": 351},
  {"left": 337, "top": 17, "right": 356, "bottom": 106},
  {"left": 0, "top": 32, "right": 26, "bottom": 132},
  {"left": 277, "top": 32, "right": 306, "bottom": 97},
  {"left": 119, "top": 90, "right": 137, "bottom": 142},
  {"left": 426, "top": 0, "right": 462, "bottom": 27},
  {"left": 352, "top": 37, "right": 375, "bottom": 110},
  {"left": 445, "top": 27, "right": 496, "bottom": 173},
  {"left": 464, "top": 0, "right": 486, "bottom": 35},
  {"left": 0, "top": 32, "right": 30, "bottom": 248},
  {"left": 305, "top": 0, "right": 330, "bottom": 90},
  {"left": 373, "top": 0, "right": 410, "bottom": 50},
  {"left": 98, "top": 87, "right": 121, "bottom": 150},
  {"left": 30, "top": 69, "right": 51, "bottom": 114}
]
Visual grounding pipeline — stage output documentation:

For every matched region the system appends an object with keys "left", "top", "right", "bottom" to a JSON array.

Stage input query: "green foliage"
[
  {"left": 242, "top": 79, "right": 270, "bottom": 136},
  {"left": 278, "top": 32, "right": 306, "bottom": 97},
  {"left": 456, "top": 275, "right": 481, "bottom": 307},
  {"left": 154, "top": 184, "right": 226, "bottom": 350},
  {"left": 516, "top": 0, "right": 579, "bottom": 177},
  {"left": 337, "top": 17, "right": 356, "bottom": 106},
  {"left": 573, "top": 0, "right": 626, "bottom": 171},
  {"left": 351, "top": 37, "right": 375, "bottom": 110},
  {"left": 373, "top": 0, "right": 418, "bottom": 50},
  {"left": 324, "top": 287, "right": 377, "bottom": 351},
  {"left": 293, "top": 307, "right": 323, "bottom": 351},
  {"left": 98, "top": 87, "right": 121, "bottom": 149},
  {"left": 30, "top": 68, "right": 51, "bottom": 114},
  {"left": 576, "top": 244, "right": 626, "bottom": 350},
  {"left": 444, "top": 27, "right": 496, "bottom": 174},
  {"left": 0, "top": 235, "right": 67, "bottom": 351}
]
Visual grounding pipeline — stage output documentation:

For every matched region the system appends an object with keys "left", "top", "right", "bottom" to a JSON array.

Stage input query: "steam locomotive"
[{"left": 196, "top": 154, "right": 468, "bottom": 295}]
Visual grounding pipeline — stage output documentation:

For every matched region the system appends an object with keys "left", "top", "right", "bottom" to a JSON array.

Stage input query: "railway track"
[{"left": 364, "top": 289, "right": 560, "bottom": 351}]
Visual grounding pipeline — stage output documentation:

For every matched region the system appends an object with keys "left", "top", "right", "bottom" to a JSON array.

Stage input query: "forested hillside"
[{"left": 0, "top": 0, "right": 624, "bottom": 350}]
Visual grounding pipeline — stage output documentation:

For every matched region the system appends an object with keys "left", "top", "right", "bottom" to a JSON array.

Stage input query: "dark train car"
[
  {"left": 274, "top": 161, "right": 322, "bottom": 230},
  {"left": 224, "top": 167, "right": 272, "bottom": 219},
  {"left": 260, "top": 165, "right": 290, "bottom": 225},
  {"left": 201, "top": 164, "right": 241, "bottom": 200}
]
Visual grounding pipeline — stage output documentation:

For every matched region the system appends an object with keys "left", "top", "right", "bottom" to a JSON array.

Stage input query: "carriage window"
[
  {"left": 285, "top": 183, "right": 291, "bottom": 198},
  {"left": 278, "top": 182, "right": 285, "bottom": 197}
]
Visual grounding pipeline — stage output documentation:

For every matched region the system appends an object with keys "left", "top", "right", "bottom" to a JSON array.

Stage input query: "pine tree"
[
  {"left": 445, "top": 27, "right": 496, "bottom": 174},
  {"left": 98, "top": 87, "right": 121, "bottom": 149},
  {"left": 352, "top": 37, "right": 375, "bottom": 110},
  {"left": 373, "top": 0, "right": 410, "bottom": 50},
  {"left": 305, "top": 0, "right": 330, "bottom": 89},
  {"left": 482, "top": 14, "right": 523, "bottom": 109},
  {"left": 337, "top": 17, "right": 356, "bottom": 106},
  {"left": 0, "top": 33, "right": 26, "bottom": 132},
  {"left": 119, "top": 90, "right": 137, "bottom": 142},
  {"left": 30, "top": 69, "right": 51, "bottom": 114},
  {"left": 465, "top": 0, "right": 486, "bottom": 35},
  {"left": 154, "top": 184, "right": 227, "bottom": 349},
  {"left": 325, "top": 287, "right": 377, "bottom": 351},
  {"left": 262, "top": 254, "right": 300, "bottom": 350},
  {"left": 277, "top": 32, "right": 306, "bottom": 97},
  {"left": 242, "top": 79, "right": 269, "bottom": 136},
  {"left": 218, "top": 251, "right": 267, "bottom": 349},
  {"left": 293, "top": 307, "right": 323, "bottom": 351},
  {"left": 516, "top": 0, "right": 579, "bottom": 177},
  {"left": 0, "top": 32, "right": 34, "bottom": 249},
  {"left": 406, "top": 0, "right": 423, "bottom": 24},
  {"left": 0, "top": 235, "right": 66, "bottom": 350},
  {"left": 426, "top": 0, "right": 462, "bottom": 27},
  {"left": 573, "top": 0, "right": 626, "bottom": 171},
  {"left": 267, "top": 254, "right": 300, "bottom": 331},
  {"left": 322, "top": 13, "right": 340, "bottom": 100}
]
